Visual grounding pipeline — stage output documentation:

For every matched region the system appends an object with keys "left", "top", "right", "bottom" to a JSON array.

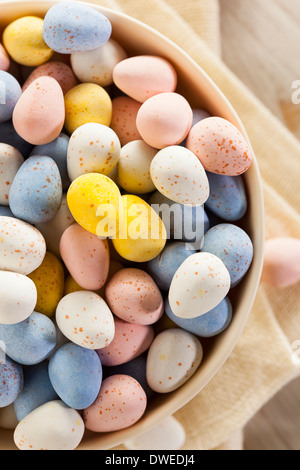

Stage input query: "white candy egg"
[
  {"left": 146, "top": 328, "right": 203, "bottom": 393},
  {"left": 14, "top": 400, "right": 84, "bottom": 451},
  {"left": 168, "top": 252, "right": 230, "bottom": 319},
  {"left": 0, "top": 217, "right": 46, "bottom": 275},
  {"left": 67, "top": 123, "right": 121, "bottom": 181},
  {"left": 56, "top": 291, "right": 115, "bottom": 350},
  {"left": 0, "top": 143, "right": 24, "bottom": 206},
  {"left": 0, "top": 271, "right": 37, "bottom": 325},
  {"left": 150, "top": 146, "right": 209, "bottom": 206}
]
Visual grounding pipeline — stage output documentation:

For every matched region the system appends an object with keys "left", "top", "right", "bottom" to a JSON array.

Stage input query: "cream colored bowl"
[{"left": 0, "top": 0, "right": 264, "bottom": 450}]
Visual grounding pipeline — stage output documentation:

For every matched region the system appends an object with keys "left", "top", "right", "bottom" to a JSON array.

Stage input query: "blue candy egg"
[
  {"left": 30, "top": 133, "right": 70, "bottom": 190},
  {"left": 14, "top": 362, "right": 58, "bottom": 421},
  {"left": 205, "top": 172, "right": 247, "bottom": 221},
  {"left": 105, "top": 355, "right": 153, "bottom": 400},
  {"left": 49, "top": 343, "right": 102, "bottom": 410},
  {"left": 165, "top": 297, "right": 232, "bottom": 337},
  {"left": 43, "top": 1, "right": 112, "bottom": 54},
  {"left": 146, "top": 242, "right": 197, "bottom": 291},
  {"left": 149, "top": 191, "right": 209, "bottom": 245},
  {"left": 0, "top": 355, "right": 23, "bottom": 408},
  {"left": 0, "top": 120, "right": 33, "bottom": 157},
  {"left": 0, "top": 71, "right": 22, "bottom": 123},
  {"left": 0, "top": 312, "right": 57, "bottom": 366},
  {"left": 202, "top": 224, "right": 254, "bottom": 287},
  {"left": 9, "top": 156, "right": 62, "bottom": 224},
  {"left": 0, "top": 205, "right": 14, "bottom": 217}
]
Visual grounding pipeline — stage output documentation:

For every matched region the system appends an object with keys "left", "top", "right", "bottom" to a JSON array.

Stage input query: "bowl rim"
[{"left": 0, "top": 0, "right": 265, "bottom": 450}]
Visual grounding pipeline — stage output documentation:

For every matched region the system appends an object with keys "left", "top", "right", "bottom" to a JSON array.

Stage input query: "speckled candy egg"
[
  {"left": 112, "top": 194, "right": 167, "bottom": 263},
  {"left": 3, "top": 16, "right": 53, "bottom": 66},
  {"left": 0, "top": 216, "right": 46, "bottom": 275},
  {"left": 49, "top": 343, "right": 102, "bottom": 410},
  {"left": 105, "top": 268, "right": 164, "bottom": 325},
  {"left": 13, "top": 77, "right": 65, "bottom": 146},
  {"left": 146, "top": 328, "right": 203, "bottom": 393},
  {"left": 97, "top": 318, "right": 154, "bottom": 366},
  {"left": 146, "top": 242, "right": 197, "bottom": 292},
  {"left": 71, "top": 39, "right": 127, "bottom": 86},
  {"left": 22, "top": 62, "right": 77, "bottom": 95},
  {"left": 202, "top": 224, "right": 253, "bottom": 287},
  {"left": 0, "top": 271, "right": 37, "bottom": 325},
  {"left": 67, "top": 173, "right": 121, "bottom": 238},
  {"left": 28, "top": 252, "right": 64, "bottom": 318},
  {"left": 0, "top": 312, "right": 57, "bottom": 365},
  {"left": 9, "top": 156, "right": 62, "bottom": 224},
  {"left": 110, "top": 96, "right": 142, "bottom": 146},
  {"left": 83, "top": 375, "right": 147, "bottom": 432},
  {"left": 43, "top": 1, "right": 112, "bottom": 53},
  {"left": 67, "top": 123, "right": 121, "bottom": 181},
  {"left": 30, "top": 133, "right": 70, "bottom": 191},
  {"left": 137, "top": 93, "right": 193, "bottom": 149},
  {"left": 64, "top": 83, "right": 112, "bottom": 136},
  {"left": 113, "top": 56, "right": 177, "bottom": 103},
  {"left": 0, "top": 120, "right": 33, "bottom": 157},
  {"left": 0, "top": 71, "right": 22, "bottom": 123},
  {"left": 118, "top": 140, "right": 157, "bottom": 194},
  {"left": 165, "top": 296, "right": 232, "bottom": 337},
  {"left": 56, "top": 291, "right": 115, "bottom": 350},
  {"left": 186, "top": 117, "right": 253, "bottom": 176},
  {"left": 205, "top": 172, "right": 247, "bottom": 221},
  {"left": 150, "top": 145, "right": 209, "bottom": 206},
  {"left": 262, "top": 237, "right": 300, "bottom": 288},
  {"left": 35, "top": 194, "right": 74, "bottom": 258},
  {"left": 169, "top": 252, "right": 231, "bottom": 319},
  {"left": 0, "top": 143, "right": 24, "bottom": 205},
  {"left": 14, "top": 362, "right": 58, "bottom": 422},
  {"left": 14, "top": 400, "right": 84, "bottom": 451},
  {"left": 0, "top": 44, "right": 10, "bottom": 71},
  {"left": 0, "top": 356, "right": 23, "bottom": 408},
  {"left": 60, "top": 223, "right": 110, "bottom": 291}
]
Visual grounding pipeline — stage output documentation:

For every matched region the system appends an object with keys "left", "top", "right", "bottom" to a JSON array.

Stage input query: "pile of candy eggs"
[{"left": 0, "top": 1, "right": 254, "bottom": 451}]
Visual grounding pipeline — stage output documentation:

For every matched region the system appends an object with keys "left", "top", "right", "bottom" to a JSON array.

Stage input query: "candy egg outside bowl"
[{"left": 0, "top": 0, "right": 264, "bottom": 450}]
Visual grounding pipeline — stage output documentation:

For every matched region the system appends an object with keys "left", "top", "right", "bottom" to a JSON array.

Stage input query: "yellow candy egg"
[
  {"left": 112, "top": 195, "right": 167, "bottom": 262},
  {"left": 64, "top": 83, "right": 112, "bottom": 135},
  {"left": 3, "top": 16, "right": 53, "bottom": 66},
  {"left": 64, "top": 275, "right": 85, "bottom": 296},
  {"left": 28, "top": 252, "right": 64, "bottom": 318},
  {"left": 67, "top": 173, "right": 121, "bottom": 238}
]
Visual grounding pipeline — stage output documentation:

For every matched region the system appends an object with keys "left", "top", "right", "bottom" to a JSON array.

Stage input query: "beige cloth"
[{"left": 88, "top": 0, "right": 300, "bottom": 450}]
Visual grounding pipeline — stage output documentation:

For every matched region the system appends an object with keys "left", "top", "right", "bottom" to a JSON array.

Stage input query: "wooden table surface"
[{"left": 220, "top": 0, "right": 300, "bottom": 450}]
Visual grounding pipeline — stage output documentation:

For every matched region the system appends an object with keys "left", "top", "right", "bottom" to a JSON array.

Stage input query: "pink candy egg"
[
  {"left": 60, "top": 223, "right": 110, "bottom": 291},
  {"left": 97, "top": 317, "right": 154, "bottom": 366},
  {"left": 262, "top": 238, "right": 300, "bottom": 288},
  {"left": 13, "top": 77, "right": 65, "bottom": 145},
  {"left": 0, "top": 44, "right": 10, "bottom": 71},
  {"left": 186, "top": 117, "right": 253, "bottom": 176},
  {"left": 83, "top": 375, "right": 147, "bottom": 432},
  {"left": 110, "top": 96, "right": 142, "bottom": 146},
  {"left": 105, "top": 268, "right": 164, "bottom": 325},
  {"left": 22, "top": 62, "right": 77, "bottom": 95},
  {"left": 113, "top": 55, "right": 177, "bottom": 103},
  {"left": 136, "top": 92, "right": 193, "bottom": 149}
]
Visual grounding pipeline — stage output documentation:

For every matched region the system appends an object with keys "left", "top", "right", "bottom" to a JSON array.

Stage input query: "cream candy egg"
[
  {"left": 71, "top": 39, "right": 127, "bottom": 87},
  {"left": 262, "top": 237, "right": 300, "bottom": 288},
  {"left": 186, "top": 117, "right": 253, "bottom": 176},
  {"left": 67, "top": 123, "right": 121, "bottom": 181},
  {"left": 169, "top": 252, "right": 231, "bottom": 319},
  {"left": 113, "top": 55, "right": 177, "bottom": 103},
  {"left": 56, "top": 291, "right": 115, "bottom": 350},
  {"left": 146, "top": 328, "right": 203, "bottom": 393},
  {"left": 0, "top": 271, "right": 37, "bottom": 325},
  {"left": 117, "top": 140, "right": 157, "bottom": 194},
  {"left": 0, "top": 216, "right": 46, "bottom": 275},
  {"left": 136, "top": 92, "right": 193, "bottom": 149},
  {"left": 110, "top": 96, "right": 142, "bottom": 146},
  {"left": 83, "top": 375, "right": 147, "bottom": 432},
  {"left": 14, "top": 400, "right": 84, "bottom": 451},
  {"left": 0, "top": 143, "right": 24, "bottom": 206},
  {"left": 150, "top": 146, "right": 210, "bottom": 206}
]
